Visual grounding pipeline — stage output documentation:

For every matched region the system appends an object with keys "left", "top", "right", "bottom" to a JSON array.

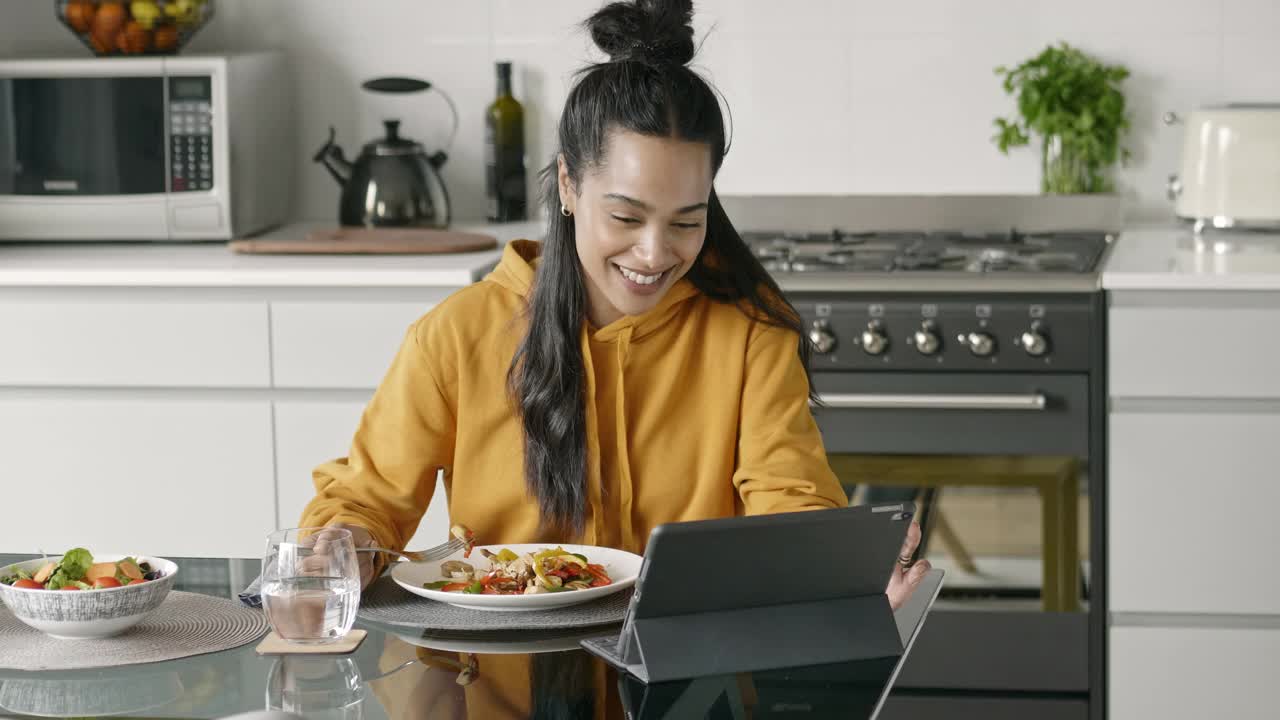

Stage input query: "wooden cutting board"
[{"left": 229, "top": 227, "right": 499, "bottom": 255}]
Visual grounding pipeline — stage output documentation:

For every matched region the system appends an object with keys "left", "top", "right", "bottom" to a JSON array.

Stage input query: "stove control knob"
[
  {"left": 808, "top": 320, "right": 837, "bottom": 355},
  {"left": 1018, "top": 322, "right": 1050, "bottom": 357},
  {"left": 860, "top": 321, "right": 889, "bottom": 356},
  {"left": 913, "top": 322, "right": 941, "bottom": 356},
  {"left": 959, "top": 331, "right": 996, "bottom": 357}
]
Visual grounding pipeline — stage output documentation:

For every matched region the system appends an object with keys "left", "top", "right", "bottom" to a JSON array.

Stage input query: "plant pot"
[{"left": 1040, "top": 134, "right": 1111, "bottom": 195}]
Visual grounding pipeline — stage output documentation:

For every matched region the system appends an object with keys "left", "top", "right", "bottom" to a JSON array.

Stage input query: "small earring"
[{"left": 560, "top": 204, "right": 572, "bottom": 217}]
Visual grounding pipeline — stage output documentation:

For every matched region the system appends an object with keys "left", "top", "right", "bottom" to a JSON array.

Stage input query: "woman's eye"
[
  {"left": 611, "top": 215, "right": 640, "bottom": 224},
  {"left": 673, "top": 222, "right": 702, "bottom": 229}
]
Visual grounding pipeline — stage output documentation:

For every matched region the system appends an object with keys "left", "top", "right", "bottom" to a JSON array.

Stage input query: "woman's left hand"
[{"left": 886, "top": 520, "right": 932, "bottom": 610}]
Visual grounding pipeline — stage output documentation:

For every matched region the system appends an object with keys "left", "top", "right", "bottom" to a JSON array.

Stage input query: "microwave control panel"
[{"left": 167, "top": 76, "right": 213, "bottom": 193}]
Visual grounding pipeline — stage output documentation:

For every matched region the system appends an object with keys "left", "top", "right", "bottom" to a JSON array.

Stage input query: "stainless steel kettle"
[{"left": 313, "top": 77, "right": 453, "bottom": 229}]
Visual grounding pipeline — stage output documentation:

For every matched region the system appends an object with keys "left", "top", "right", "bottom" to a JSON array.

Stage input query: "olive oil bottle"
[{"left": 485, "top": 61, "right": 527, "bottom": 222}]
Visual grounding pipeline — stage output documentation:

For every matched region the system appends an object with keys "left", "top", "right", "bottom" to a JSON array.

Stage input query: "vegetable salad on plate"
[
  {"left": 423, "top": 547, "right": 613, "bottom": 595},
  {"left": 0, "top": 548, "right": 164, "bottom": 590}
]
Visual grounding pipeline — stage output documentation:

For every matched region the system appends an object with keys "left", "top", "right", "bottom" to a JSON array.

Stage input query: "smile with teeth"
[{"left": 616, "top": 264, "right": 668, "bottom": 286}]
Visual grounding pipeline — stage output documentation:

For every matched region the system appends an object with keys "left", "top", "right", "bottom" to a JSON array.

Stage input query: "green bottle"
[{"left": 485, "top": 61, "right": 527, "bottom": 222}]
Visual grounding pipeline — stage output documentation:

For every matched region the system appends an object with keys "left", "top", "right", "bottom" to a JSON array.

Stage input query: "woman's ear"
[{"left": 556, "top": 154, "right": 574, "bottom": 213}]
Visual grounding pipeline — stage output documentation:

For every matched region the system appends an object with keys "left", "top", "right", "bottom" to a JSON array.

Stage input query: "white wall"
[{"left": 3, "top": 0, "right": 1277, "bottom": 224}]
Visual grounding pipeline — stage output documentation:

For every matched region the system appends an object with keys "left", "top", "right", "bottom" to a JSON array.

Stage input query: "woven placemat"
[
  {"left": 357, "top": 576, "right": 631, "bottom": 631},
  {"left": 0, "top": 591, "right": 269, "bottom": 671}
]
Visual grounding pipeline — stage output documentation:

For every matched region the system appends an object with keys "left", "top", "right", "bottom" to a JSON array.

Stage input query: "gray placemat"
[
  {"left": 0, "top": 591, "right": 269, "bottom": 671},
  {"left": 357, "top": 576, "right": 632, "bottom": 631}
]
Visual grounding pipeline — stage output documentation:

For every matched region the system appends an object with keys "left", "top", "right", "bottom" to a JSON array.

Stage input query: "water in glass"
[{"left": 262, "top": 527, "right": 361, "bottom": 644}]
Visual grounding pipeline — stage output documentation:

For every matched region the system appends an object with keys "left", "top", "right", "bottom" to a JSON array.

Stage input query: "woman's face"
[{"left": 559, "top": 131, "right": 713, "bottom": 328}]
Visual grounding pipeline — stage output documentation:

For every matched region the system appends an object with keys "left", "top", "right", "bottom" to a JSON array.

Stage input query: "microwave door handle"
[{"left": 813, "top": 393, "right": 1048, "bottom": 411}]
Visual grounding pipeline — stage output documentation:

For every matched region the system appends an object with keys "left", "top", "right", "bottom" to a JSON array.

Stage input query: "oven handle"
[{"left": 813, "top": 392, "right": 1048, "bottom": 411}]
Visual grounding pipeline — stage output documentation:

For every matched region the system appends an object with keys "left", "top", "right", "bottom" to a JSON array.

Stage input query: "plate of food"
[{"left": 391, "top": 544, "right": 642, "bottom": 612}]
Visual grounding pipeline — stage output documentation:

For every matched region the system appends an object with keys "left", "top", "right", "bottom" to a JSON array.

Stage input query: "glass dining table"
[{"left": 0, "top": 557, "right": 921, "bottom": 720}]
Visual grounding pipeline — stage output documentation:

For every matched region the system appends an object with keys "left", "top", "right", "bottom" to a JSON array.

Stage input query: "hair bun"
[{"left": 586, "top": 0, "right": 696, "bottom": 67}]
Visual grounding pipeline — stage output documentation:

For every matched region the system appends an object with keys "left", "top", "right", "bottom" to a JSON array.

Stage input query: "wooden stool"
[{"left": 829, "top": 455, "right": 1080, "bottom": 612}]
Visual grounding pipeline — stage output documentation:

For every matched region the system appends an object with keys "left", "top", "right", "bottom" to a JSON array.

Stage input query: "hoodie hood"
[{"left": 485, "top": 239, "right": 701, "bottom": 344}]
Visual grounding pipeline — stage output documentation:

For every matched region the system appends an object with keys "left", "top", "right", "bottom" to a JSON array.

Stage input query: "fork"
[{"left": 355, "top": 536, "right": 468, "bottom": 563}]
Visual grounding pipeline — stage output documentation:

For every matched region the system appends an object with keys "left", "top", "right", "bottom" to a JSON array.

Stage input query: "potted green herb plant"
[{"left": 993, "top": 43, "right": 1131, "bottom": 194}]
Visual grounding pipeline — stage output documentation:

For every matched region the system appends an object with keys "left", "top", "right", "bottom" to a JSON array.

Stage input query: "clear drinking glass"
[{"left": 261, "top": 527, "right": 361, "bottom": 644}]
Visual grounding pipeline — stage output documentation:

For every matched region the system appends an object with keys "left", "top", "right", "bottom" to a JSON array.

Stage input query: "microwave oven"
[{"left": 0, "top": 52, "right": 292, "bottom": 241}]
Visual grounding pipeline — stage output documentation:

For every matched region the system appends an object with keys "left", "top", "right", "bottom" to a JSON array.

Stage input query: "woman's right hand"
[
  {"left": 332, "top": 523, "right": 379, "bottom": 589},
  {"left": 301, "top": 523, "right": 379, "bottom": 589}
]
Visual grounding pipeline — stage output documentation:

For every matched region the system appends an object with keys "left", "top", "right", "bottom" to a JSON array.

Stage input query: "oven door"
[{"left": 813, "top": 372, "right": 1091, "bottom": 698}]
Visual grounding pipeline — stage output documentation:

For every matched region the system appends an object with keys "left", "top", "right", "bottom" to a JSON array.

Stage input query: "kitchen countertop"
[
  {"left": 0, "top": 220, "right": 544, "bottom": 288},
  {"left": 1103, "top": 225, "right": 1280, "bottom": 291}
]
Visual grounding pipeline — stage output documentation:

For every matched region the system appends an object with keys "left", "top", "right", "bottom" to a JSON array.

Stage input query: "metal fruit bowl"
[{"left": 55, "top": 0, "right": 214, "bottom": 57}]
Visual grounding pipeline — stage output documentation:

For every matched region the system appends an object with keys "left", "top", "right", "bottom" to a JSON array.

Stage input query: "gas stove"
[
  {"left": 721, "top": 198, "right": 1116, "bottom": 717},
  {"left": 743, "top": 229, "right": 1114, "bottom": 293}
]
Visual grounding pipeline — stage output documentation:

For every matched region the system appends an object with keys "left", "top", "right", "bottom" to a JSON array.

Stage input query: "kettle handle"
[
  {"left": 360, "top": 77, "right": 459, "bottom": 157},
  {"left": 362, "top": 77, "right": 432, "bottom": 94}
]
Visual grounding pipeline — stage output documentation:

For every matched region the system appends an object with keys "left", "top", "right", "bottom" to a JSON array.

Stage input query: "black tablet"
[{"left": 586, "top": 502, "right": 918, "bottom": 683}]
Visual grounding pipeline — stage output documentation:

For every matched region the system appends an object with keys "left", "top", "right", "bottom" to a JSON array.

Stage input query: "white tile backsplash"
[
  {"left": 1222, "top": 34, "right": 1280, "bottom": 101},
  {"left": 1222, "top": 0, "right": 1280, "bottom": 34},
  {"left": 0, "top": 0, "right": 1271, "bottom": 224},
  {"left": 845, "top": 31, "right": 1051, "bottom": 194}
]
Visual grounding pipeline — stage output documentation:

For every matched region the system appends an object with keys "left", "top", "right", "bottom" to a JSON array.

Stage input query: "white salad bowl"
[{"left": 0, "top": 554, "right": 179, "bottom": 640}]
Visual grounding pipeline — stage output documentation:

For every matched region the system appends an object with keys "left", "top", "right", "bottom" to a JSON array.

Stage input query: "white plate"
[
  {"left": 390, "top": 544, "right": 641, "bottom": 612},
  {"left": 390, "top": 627, "right": 616, "bottom": 655}
]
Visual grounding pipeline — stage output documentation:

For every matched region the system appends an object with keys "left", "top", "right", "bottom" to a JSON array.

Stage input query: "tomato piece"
[
  {"left": 60, "top": 585, "right": 82, "bottom": 591},
  {"left": 584, "top": 564, "right": 612, "bottom": 586},
  {"left": 93, "top": 576, "right": 122, "bottom": 589},
  {"left": 440, "top": 582, "right": 469, "bottom": 592},
  {"left": 12, "top": 579, "right": 43, "bottom": 590},
  {"left": 127, "top": 579, "right": 146, "bottom": 585}
]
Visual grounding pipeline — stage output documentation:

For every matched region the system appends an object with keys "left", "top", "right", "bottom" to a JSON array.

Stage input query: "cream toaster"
[{"left": 1167, "top": 104, "right": 1280, "bottom": 230}]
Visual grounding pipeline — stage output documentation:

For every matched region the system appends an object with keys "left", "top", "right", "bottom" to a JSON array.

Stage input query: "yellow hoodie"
[{"left": 299, "top": 240, "right": 846, "bottom": 555}]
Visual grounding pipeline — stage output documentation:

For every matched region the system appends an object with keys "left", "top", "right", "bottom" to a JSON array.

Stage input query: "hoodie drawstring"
[{"left": 614, "top": 326, "right": 635, "bottom": 552}]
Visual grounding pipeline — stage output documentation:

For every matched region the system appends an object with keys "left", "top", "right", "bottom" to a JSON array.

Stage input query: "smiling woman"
[{"left": 297, "top": 0, "right": 930, "bottom": 612}]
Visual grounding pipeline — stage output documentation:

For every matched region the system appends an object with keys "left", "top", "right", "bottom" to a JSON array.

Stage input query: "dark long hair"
[{"left": 509, "top": 0, "right": 812, "bottom": 537}]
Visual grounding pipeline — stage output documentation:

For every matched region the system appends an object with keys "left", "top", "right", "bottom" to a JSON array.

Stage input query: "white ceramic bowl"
[{"left": 0, "top": 554, "right": 178, "bottom": 640}]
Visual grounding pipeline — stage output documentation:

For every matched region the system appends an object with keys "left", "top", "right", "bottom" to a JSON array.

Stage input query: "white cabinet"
[
  {"left": 1110, "top": 626, "right": 1280, "bottom": 720},
  {"left": 1108, "top": 288, "right": 1280, "bottom": 720},
  {"left": 1110, "top": 304, "right": 1280, "bottom": 399},
  {"left": 270, "top": 300, "right": 443, "bottom": 389},
  {"left": 1109, "top": 411, "right": 1280, "bottom": 615},
  {"left": 0, "top": 300, "right": 270, "bottom": 387},
  {"left": 273, "top": 400, "right": 452, "bottom": 551},
  {"left": 0, "top": 397, "right": 276, "bottom": 558}
]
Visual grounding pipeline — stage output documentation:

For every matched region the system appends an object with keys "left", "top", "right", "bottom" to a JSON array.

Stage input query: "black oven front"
[{"left": 798, "top": 291, "right": 1107, "bottom": 720}]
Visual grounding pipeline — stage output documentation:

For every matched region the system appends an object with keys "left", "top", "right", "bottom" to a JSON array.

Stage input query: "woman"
[{"left": 299, "top": 0, "right": 931, "bottom": 611}]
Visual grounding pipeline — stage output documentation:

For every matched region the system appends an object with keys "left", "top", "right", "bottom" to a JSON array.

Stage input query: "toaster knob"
[
  {"left": 959, "top": 331, "right": 995, "bottom": 357},
  {"left": 1167, "top": 173, "right": 1183, "bottom": 202},
  {"left": 913, "top": 322, "right": 941, "bottom": 356},
  {"left": 808, "top": 320, "right": 837, "bottom": 355},
  {"left": 860, "top": 321, "right": 889, "bottom": 356}
]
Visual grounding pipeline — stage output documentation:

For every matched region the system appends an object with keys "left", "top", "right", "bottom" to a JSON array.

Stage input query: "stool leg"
[
  {"left": 1040, "top": 482, "right": 1063, "bottom": 612},
  {"left": 1059, "top": 462, "right": 1081, "bottom": 612},
  {"left": 934, "top": 510, "right": 979, "bottom": 574}
]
